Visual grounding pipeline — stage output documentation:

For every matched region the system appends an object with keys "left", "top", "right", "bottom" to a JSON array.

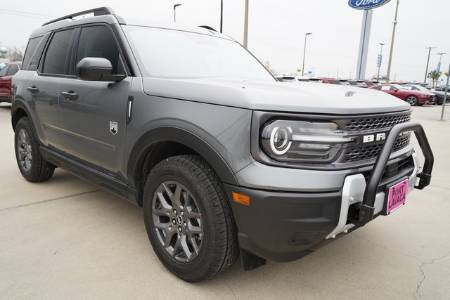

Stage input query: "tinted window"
[
  {"left": 6, "top": 64, "right": 19, "bottom": 76},
  {"left": 77, "top": 26, "right": 124, "bottom": 74},
  {"left": 28, "top": 35, "right": 48, "bottom": 71},
  {"left": 22, "top": 37, "right": 42, "bottom": 70},
  {"left": 42, "top": 29, "right": 74, "bottom": 75},
  {"left": 125, "top": 26, "right": 274, "bottom": 81}
]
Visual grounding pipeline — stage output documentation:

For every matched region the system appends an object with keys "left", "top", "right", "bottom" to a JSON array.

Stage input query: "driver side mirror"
[{"left": 76, "top": 57, "right": 126, "bottom": 82}]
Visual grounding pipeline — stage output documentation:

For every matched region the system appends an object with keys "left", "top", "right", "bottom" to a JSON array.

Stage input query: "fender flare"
[
  {"left": 127, "top": 126, "right": 239, "bottom": 189},
  {"left": 11, "top": 99, "right": 33, "bottom": 130}
]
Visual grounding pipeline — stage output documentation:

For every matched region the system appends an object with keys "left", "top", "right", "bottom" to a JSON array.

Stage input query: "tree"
[
  {"left": 428, "top": 70, "right": 442, "bottom": 88},
  {"left": 8, "top": 48, "right": 23, "bottom": 62}
]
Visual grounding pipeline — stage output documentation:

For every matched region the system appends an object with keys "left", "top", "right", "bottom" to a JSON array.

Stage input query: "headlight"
[{"left": 261, "top": 120, "right": 353, "bottom": 163}]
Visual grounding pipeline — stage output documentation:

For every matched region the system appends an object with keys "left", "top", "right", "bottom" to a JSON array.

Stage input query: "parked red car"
[
  {"left": 0, "top": 62, "right": 21, "bottom": 103},
  {"left": 371, "top": 84, "right": 433, "bottom": 106}
]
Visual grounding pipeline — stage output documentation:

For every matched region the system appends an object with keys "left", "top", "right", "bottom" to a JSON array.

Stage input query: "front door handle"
[
  {"left": 61, "top": 91, "right": 78, "bottom": 101},
  {"left": 26, "top": 86, "right": 39, "bottom": 93}
]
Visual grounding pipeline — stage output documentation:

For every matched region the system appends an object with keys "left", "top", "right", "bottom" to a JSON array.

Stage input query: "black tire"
[
  {"left": 405, "top": 96, "right": 418, "bottom": 106},
  {"left": 14, "top": 117, "right": 55, "bottom": 182},
  {"left": 143, "top": 155, "right": 238, "bottom": 282}
]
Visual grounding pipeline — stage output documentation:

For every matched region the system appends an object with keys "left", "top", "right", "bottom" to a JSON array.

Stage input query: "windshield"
[
  {"left": 124, "top": 26, "right": 274, "bottom": 81},
  {"left": 413, "top": 85, "right": 428, "bottom": 92},
  {"left": 391, "top": 84, "right": 405, "bottom": 90}
]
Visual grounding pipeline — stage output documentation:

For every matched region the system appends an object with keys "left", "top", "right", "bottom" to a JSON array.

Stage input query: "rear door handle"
[
  {"left": 27, "top": 86, "right": 39, "bottom": 93},
  {"left": 61, "top": 91, "right": 78, "bottom": 101}
]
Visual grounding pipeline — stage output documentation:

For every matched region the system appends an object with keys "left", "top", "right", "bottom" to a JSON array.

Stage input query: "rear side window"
[
  {"left": 42, "top": 29, "right": 75, "bottom": 75},
  {"left": 76, "top": 26, "right": 125, "bottom": 74}
]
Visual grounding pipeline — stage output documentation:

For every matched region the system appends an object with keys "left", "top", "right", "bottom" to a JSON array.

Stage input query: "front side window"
[
  {"left": 124, "top": 25, "right": 274, "bottom": 81},
  {"left": 42, "top": 29, "right": 75, "bottom": 75},
  {"left": 76, "top": 26, "right": 124, "bottom": 74}
]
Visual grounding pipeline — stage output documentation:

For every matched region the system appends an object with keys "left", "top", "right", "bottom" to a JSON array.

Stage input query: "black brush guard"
[{"left": 356, "top": 122, "right": 434, "bottom": 226}]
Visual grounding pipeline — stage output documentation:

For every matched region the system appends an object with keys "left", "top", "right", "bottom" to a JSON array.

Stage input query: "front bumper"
[{"left": 227, "top": 122, "right": 434, "bottom": 262}]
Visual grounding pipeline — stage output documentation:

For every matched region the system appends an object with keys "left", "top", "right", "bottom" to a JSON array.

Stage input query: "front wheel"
[
  {"left": 405, "top": 96, "right": 418, "bottom": 106},
  {"left": 143, "top": 155, "right": 238, "bottom": 282}
]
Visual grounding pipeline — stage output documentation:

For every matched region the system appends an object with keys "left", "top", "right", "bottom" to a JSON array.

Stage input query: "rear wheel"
[
  {"left": 405, "top": 96, "right": 418, "bottom": 106},
  {"left": 14, "top": 117, "right": 55, "bottom": 182},
  {"left": 143, "top": 155, "right": 238, "bottom": 282}
]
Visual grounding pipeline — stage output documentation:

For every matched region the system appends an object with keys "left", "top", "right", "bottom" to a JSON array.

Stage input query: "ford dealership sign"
[{"left": 348, "top": 0, "right": 391, "bottom": 10}]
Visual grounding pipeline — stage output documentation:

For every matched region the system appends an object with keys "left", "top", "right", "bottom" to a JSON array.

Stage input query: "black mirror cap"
[{"left": 76, "top": 57, "right": 126, "bottom": 82}]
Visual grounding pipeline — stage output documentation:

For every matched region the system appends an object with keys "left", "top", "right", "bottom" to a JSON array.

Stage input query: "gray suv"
[{"left": 11, "top": 7, "right": 434, "bottom": 282}]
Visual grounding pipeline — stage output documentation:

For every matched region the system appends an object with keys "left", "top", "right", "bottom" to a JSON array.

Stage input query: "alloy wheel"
[
  {"left": 17, "top": 128, "right": 33, "bottom": 172},
  {"left": 152, "top": 181, "right": 203, "bottom": 263},
  {"left": 406, "top": 96, "right": 417, "bottom": 106}
]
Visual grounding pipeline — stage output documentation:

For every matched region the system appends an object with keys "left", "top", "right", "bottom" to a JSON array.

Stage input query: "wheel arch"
[
  {"left": 127, "top": 126, "right": 238, "bottom": 206},
  {"left": 11, "top": 100, "right": 32, "bottom": 131}
]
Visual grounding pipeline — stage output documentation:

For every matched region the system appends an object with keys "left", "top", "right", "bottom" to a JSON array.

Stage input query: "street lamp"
[
  {"left": 301, "top": 32, "right": 312, "bottom": 77},
  {"left": 437, "top": 52, "right": 446, "bottom": 72},
  {"left": 243, "top": 0, "right": 249, "bottom": 48},
  {"left": 377, "top": 43, "right": 385, "bottom": 81},
  {"left": 220, "top": 0, "right": 223, "bottom": 33},
  {"left": 173, "top": 3, "right": 182, "bottom": 22},
  {"left": 386, "top": 0, "right": 400, "bottom": 81},
  {"left": 424, "top": 47, "right": 436, "bottom": 84}
]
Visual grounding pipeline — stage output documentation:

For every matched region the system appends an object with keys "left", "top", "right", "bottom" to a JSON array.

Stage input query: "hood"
[{"left": 142, "top": 78, "right": 410, "bottom": 115}]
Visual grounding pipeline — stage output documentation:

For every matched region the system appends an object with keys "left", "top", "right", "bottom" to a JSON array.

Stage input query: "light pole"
[
  {"left": 424, "top": 47, "right": 435, "bottom": 84},
  {"left": 301, "top": 32, "right": 312, "bottom": 77},
  {"left": 243, "top": 0, "right": 249, "bottom": 48},
  {"left": 377, "top": 43, "right": 385, "bottom": 81},
  {"left": 220, "top": 0, "right": 223, "bottom": 33},
  {"left": 436, "top": 52, "right": 446, "bottom": 72},
  {"left": 440, "top": 64, "right": 450, "bottom": 121},
  {"left": 173, "top": 3, "right": 182, "bottom": 22},
  {"left": 386, "top": 0, "right": 400, "bottom": 81}
]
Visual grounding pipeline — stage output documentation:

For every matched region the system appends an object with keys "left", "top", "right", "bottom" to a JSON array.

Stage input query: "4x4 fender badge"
[{"left": 110, "top": 121, "right": 118, "bottom": 135}]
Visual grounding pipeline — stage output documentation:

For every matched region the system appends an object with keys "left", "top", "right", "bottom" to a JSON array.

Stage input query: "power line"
[{"left": 0, "top": 9, "right": 54, "bottom": 19}]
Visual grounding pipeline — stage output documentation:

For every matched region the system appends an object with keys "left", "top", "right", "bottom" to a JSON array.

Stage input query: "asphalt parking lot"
[{"left": 0, "top": 103, "right": 449, "bottom": 300}]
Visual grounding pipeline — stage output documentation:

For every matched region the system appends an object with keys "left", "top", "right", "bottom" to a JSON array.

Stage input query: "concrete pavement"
[{"left": 0, "top": 103, "right": 449, "bottom": 300}]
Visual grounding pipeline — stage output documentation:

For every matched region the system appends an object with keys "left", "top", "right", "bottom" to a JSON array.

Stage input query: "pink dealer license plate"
[{"left": 386, "top": 179, "right": 409, "bottom": 215}]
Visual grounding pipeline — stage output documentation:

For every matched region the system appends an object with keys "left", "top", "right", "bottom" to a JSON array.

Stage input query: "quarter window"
[
  {"left": 42, "top": 29, "right": 75, "bottom": 75},
  {"left": 22, "top": 37, "right": 42, "bottom": 70}
]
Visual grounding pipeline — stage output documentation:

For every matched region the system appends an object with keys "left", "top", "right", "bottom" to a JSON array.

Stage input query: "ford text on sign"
[{"left": 348, "top": 0, "right": 391, "bottom": 10}]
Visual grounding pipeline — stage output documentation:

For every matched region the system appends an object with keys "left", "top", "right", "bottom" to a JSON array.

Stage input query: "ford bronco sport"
[{"left": 11, "top": 8, "right": 434, "bottom": 282}]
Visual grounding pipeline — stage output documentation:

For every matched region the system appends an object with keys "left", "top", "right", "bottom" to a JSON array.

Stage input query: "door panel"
[{"left": 55, "top": 77, "right": 131, "bottom": 174}]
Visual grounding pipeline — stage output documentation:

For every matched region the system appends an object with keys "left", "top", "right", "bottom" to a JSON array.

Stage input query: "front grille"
[
  {"left": 338, "top": 111, "right": 412, "bottom": 163},
  {"left": 342, "top": 133, "right": 411, "bottom": 162},
  {"left": 342, "top": 111, "right": 411, "bottom": 132}
]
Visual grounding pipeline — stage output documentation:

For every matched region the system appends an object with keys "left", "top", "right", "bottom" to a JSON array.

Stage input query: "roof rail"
[
  {"left": 42, "top": 7, "right": 115, "bottom": 26},
  {"left": 198, "top": 25, "right": 217, "bottom": 32}
]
